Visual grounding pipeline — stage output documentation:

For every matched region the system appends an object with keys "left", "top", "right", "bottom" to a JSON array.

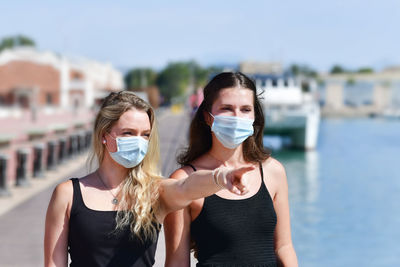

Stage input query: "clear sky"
[{"left": 2, "top": 0, "right": 399, "bottom": 72}]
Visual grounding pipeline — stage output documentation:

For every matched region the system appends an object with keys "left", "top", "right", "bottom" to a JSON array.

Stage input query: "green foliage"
[
  {"left": 124, "top": 68, "right": 157, "bottom": 90},
  {"left": 123, "top": 61, "right": 222, "bottom": 103},
  {"left": 328, "top": 64, "right": 375, "bottom": 75},
  {"left": 156, "top": 61, "right": 220, "bottom": 102},
  {"left": 346, "top": 77, "right": 356, "bottom": 86},
  {"left": 156, "top": 62, "right": 191, "bottom": 102},
  {"left": 289, "top": 64, "right": 317, "bottom": 78},
  {"left": 0, "top": 35, "right": 35, "bottom": 52},
  {"left": 329, "top": 65, "right": 374, "bottom": 75},
  {"left": 357, "top": 67, "right": 374, "bottom": 74},
  {"left": 330, "top": 65, "right": 346, "bottom": 74}
]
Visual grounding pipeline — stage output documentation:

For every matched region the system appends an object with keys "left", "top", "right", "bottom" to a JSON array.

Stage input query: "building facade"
[
  {"left": 0, "top": 47, "right": 124, "bottom": 191},
  {"left": 0, "top": 47, "right": 123, "bottom": 111}
]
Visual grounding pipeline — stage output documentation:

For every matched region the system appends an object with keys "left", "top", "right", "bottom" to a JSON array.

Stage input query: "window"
[
  {"left": 284, "top": 80, "right": 289, "bottom": 87},
  {"left": 46, "top": 93, "right": 53, "bottom": 105}
]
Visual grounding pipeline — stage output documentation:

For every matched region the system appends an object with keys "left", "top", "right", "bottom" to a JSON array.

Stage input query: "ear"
[{"left": 203, "top": 110, "right": 213, "bottom": 127}]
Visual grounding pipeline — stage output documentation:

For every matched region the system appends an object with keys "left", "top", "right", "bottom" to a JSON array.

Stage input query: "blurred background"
[{"left": 0, "top": 0, "right": 399, "bottom": 266}]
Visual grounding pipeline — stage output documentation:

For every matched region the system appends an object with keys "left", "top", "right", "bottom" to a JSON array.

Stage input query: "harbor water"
[{"left": 269, "top": 118, "right": 400, "bottom": 266}]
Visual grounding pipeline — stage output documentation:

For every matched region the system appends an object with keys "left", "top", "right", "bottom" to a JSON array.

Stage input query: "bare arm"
[
  {"left": 44, "top": 181, "right": 72, "bottom": 267},
  {"left": 268, "top": 159, "right": 298, "bottom": 267},
  {"left": 164, "top": 168, "right": 193, "bottom": 267},
  {"left": 159, "top": 165, "right": 254, "bottom": 219}
]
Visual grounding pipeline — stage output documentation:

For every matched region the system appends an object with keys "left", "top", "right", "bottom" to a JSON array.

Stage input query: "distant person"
[
  {"left": 189, "top": 93, "right": 198, "bottom": 118},
  {"left": 44, "top": 91, "right": 254, "bottom": 267},
  {"left": 189, "top": 88, "right": 204, "bottom": 118},
  {"left": 164, "top": 72, "right": 298, "bottom": 266}
]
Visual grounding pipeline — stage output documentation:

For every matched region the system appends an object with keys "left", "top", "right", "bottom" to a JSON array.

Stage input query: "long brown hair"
[{"left": 178, "top": 72, "right": 270, "bottom": 165}]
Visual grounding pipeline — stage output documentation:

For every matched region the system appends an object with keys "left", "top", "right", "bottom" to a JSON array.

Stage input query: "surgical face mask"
[
  {"left": 107, "top": 134, "right": 149, "bottom": 168},
  {"left": 209, "top": 113, "right": 254, "bottom": 149}
]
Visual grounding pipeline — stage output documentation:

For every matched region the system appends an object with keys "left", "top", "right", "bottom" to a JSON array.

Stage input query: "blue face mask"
[
  {"left": 209, "top": 113, "right": 254, "bottom": 149},
  {"left": 107, "top": 135, "right": 149, "bottom": 168}
]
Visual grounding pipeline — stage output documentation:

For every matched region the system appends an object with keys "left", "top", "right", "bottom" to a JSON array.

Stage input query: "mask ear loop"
[
  {"left": 207, "top": 112, "right": 215, "bottom": 128},
  {"left": 104, "top": 132, "right": 118, "bottom": 152},
  {"left": 106, "top": 132, "right": 117, "bottom": 140}
]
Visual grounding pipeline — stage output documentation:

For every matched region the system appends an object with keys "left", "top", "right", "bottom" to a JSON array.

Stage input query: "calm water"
[{"left": 270, "top": 118, "right": 400, "bottom": 267}]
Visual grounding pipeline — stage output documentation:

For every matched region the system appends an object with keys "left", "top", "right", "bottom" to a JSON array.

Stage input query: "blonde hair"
[{"left": 88, "top": 91, "right": 161, "bottom": 241}]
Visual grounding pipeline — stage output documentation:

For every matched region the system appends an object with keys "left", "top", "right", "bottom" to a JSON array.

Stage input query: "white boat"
[
  {"left": 382, "top": 108, "right": 400, "bottom": 119},
  {"left": 255, "top": 76, "right": 320, "bottom": 150}
]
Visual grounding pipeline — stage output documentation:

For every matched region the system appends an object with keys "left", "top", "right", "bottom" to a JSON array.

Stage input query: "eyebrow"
[
  {"left": 120, "top": 128, "right": 151, "bottom": 132},
  {"left": 219, "top": 104, "right": 253, "bottom": 108}
]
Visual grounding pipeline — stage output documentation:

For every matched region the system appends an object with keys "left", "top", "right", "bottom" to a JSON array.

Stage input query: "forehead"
[
  {"left": 113, "top": 108, "right": 151, "bottom": 130},
  {"left": 214, "top": 87, "right": 254, "bottom": 105}
]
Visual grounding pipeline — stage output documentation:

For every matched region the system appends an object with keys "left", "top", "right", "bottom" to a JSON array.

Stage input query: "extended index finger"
[{"left": 235, "top": 165, "right": 256, "bottom": 177}]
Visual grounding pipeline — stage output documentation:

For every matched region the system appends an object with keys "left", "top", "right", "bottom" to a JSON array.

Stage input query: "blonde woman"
[{"left": 44, "top": 91, "right": 253, "bottom": 267}]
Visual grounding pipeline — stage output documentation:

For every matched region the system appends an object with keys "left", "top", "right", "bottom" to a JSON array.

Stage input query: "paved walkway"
[{"left": 0, "top": 108, "right": 194, "bottom": 267}]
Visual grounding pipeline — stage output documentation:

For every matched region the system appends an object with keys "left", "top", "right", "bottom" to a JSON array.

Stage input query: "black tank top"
[
  {"left": 189, "top": 164, "right": 278, "bottom": 267},
  {"left": 68, "top": 178, "right": 159, "bottom": 267}
]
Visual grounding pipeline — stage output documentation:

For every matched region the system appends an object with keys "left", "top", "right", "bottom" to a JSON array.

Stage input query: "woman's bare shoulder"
[
  {"left": 169, "top": 166, "right": 194, "bottom": 180},
  {"left": 52, "top": 174, "right": 91, "bottom": 203},
  {"left": 48, "top": 179, "right": 74, "bottom": 213},
  {"left": 262, "top": 157, "right": 287, "bottom": 182},
  {"left": 169, "top": 154, "right": 211, "bottom": 179},
  {"left": 263, "top": 156, "right": 285, "bottom": 171},
  {"left": 53, "top": 179, "right": 73, "bottom": 197}
]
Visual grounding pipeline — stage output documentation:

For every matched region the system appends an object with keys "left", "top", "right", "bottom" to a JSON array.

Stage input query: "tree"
[
  {"left": 156, "top": 60, "right": 215, "bottom": 103},
  {"left": 0, "top": 35, "right": 35, "bottom": 52},
  {"left": 330, "top": 65, "right": 346, "bottom": 74},
  {"left": 290, "top": 64, "right": 300, "bottom": 76},
  {"left": 156, "top": 62, "right": 191, "bottom": 103},
  {"left": 289, "top": 64, "right": 317, "bottom": 78},
  {"left": 124, "top": 68, "right": 157, "bottom": 90},
  {"left": 357, "top": 67, "right": 374, "bottom": 74},
  {"left": 124, "top": 61, "right": 221, "bottom": 104}
]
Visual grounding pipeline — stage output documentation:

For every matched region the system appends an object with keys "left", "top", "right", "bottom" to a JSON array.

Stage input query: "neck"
[
  {"left": 208, "top": 136, "right": 246, "bottom": 167},
  {"left": 98, "top": 154, "right": 129, "bottom": 188}
]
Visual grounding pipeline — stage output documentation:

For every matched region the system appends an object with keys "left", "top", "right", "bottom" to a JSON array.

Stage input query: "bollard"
[
  {"left": 0, "top": 155, "right": 11, "bottom": 197},
  {"left": 85, "top": 130, "right": 92, "bottom": 150},
  {"left": 76, "top": 133, "right": 83, "bottom": 154},
  {"left": 67, "top": 135, "right": 73, "bottom": 158},
  {"left": 33, "top": 144, "right": 45, "bottom": 178},
  {"left": 65, "top": 137, "right": 72, "bottom": 160},
  {"left": 75, "top": 134, "right": 81, "bottom": 154},
  {"left": 73, "top": 135, "right": 79, "bottom": 156},
  {"left": 80, "top": 132, "right": 87, "bottom": 152},
  {"left": 68, "top": 135, "right": 78, "bottom": 157},
  {"left": 47, "top": 141, "right": 57, "bottom": 170},
  {"left": 58, "top": 138, "right": 67, "bottom": 164},
  {"left": 16, "top": 149, "right": 30, "bottom": 187}
]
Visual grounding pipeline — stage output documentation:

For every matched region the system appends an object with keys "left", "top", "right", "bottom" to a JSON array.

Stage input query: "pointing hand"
[{"left": 214, "top": 165, "right": 256, "bottom": 195}]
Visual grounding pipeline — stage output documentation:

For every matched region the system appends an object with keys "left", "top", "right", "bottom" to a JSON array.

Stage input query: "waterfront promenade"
[{"left": 0, "top": 107, "right": 192, "bottom": 267}]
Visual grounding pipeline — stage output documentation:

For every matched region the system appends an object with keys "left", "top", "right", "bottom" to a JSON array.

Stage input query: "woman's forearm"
[
  {"left": 169, "top": 169, "right": 223, "bottom": 208},
  {"left": 161, "top": 166, "right": 252, "bottom": 213}
]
